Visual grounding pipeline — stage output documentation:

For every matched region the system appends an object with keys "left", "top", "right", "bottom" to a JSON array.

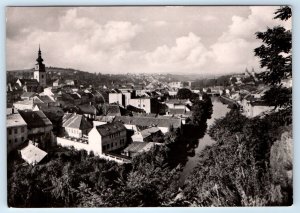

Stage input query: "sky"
[{"left": 6, "top": 6, "right": 292, "bottom": 75}]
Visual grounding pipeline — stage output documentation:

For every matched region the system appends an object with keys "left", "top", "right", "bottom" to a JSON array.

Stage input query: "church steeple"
[
  {"left": 36, "top": 44, "right": 44, "bottom": 64},
  {"left": 34, "top": 45, "right": 46, "bottom": 87}
]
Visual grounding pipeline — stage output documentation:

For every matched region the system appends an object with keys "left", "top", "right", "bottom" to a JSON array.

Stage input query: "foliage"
[
  {"left": 176, "top": 88, "right": 193, "bottom": 100},
  {"left": 254, "top": 6, "right": 292, "bottom": 110}
]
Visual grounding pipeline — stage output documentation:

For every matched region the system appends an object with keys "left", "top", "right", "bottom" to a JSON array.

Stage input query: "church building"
[{"left": 33, "top": 45, "right": 46, "bottom": 87}]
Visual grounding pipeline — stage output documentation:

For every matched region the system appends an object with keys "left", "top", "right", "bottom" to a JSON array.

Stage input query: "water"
[{"left": 180, "top": 97, "right": 230, "bottom": 182}]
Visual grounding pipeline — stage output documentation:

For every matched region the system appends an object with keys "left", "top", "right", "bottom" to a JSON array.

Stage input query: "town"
[
  {"left": 6, "top": 5, "right": 293, "bottom": 208},
  {"left": 6, "top": 46, "right": 292, "bottom": 165}
]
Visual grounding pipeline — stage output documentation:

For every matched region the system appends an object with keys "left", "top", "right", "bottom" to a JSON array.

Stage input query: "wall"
[
  {"left": 7, "top": 125, "right": 28, "bottom": 153},
  {"left": 109, "top": 93, "right": 123, "bottom": 106},
  {"left": 65, "top": 127, "right": 83, "bottom": 138},
  {"left": 129, "top": 98, "right": 151, "bottom": 113}
]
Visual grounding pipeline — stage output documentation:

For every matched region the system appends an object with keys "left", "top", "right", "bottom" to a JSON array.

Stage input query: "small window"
[
  {"left": 21, "top": 127, "right": 25, "bottom": 133},
  {"left": 14, "top": 128, "right": 18, "bottom": 134},
  {"left": 15, "top": 138, "right": 18, "bottom": 143},
  {"left": 21, "top": 137, "right": 24, "bottom": 142},
  {"left": 143, "top": 105, "right": 145, "bottom": 107},
  {"left": 8, "top": 129, "right": 12, "bottom": 135},
  {"left": 107, "top": 144, "right": 110, "bottom": 149},
  {"left": 42, "top": 75, "right": 44, "bottom": 79}
]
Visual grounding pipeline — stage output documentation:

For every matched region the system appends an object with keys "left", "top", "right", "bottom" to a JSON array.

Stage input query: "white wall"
[{"left": 129, "top": 98, "right": 151, "bottom": 113}]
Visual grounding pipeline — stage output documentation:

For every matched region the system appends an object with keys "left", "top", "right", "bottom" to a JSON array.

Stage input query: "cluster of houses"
[
  {"left": 7, "top": 48, "right": 292, "bottom": 166},
  {"left": 6, "top": 48, "right": 198, "bottom": 165}
]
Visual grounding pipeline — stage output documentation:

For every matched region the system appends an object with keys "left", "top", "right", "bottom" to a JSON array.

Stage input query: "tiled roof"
[
  {"left": 7, "top": 113, "right": 27, "bottom": 127},
  {"left": 95, "top": 122, "right": 126, "bottom": 137},
  {"left": 62, "top": 113, "right": 92, "bottom": 130},
  {"left": 141, "top": 127, "right": 161, "bottom": 138},
  {"left": 18, "top": 79, "right": 39, "bottom": 86},
  {"left": 95, "top": 115, "right": 115, "bottom": 123},
  {"left": 166, "top": 99, "right": 189, "bottom": 104},
  {"left": 114, "top": 116, "right": 181, "bottom": 129},
  {"left": 123, "top": 142, "right": 156, "bottom": 153},
  {"left": 19, "top": 110, "right": 52, "bottom": 128},
  {"left": 123, "top": 142, "right": 148, "bottom": 153},
  {"left": 77, "top": 104, "right": 97, "bottom": 114},
  {"left": 21, "top": 92, "right": 36, "bottom": 98},
  {"left": 20, "top": 143, "right": 47, "bottom": 165},
  {"left": 39, "top": 95, "right": 55, "bottom": 103},
  {"left": 106, "top": 105, "right": 121, "bottom": 116}
]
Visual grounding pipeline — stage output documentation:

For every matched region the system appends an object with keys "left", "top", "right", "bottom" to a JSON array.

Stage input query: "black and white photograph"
[{"left": 6, "top": 5, "right": 292, "bottom": 207}]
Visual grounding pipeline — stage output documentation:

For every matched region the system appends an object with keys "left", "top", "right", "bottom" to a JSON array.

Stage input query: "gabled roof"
[
  {"left": 7, "top": 113, "right": 27, "bottom": 127},
  {"left": 140, "top": 127, "right": 161, "bottom": 138},
  {"left": 77, "top": 104, "right": 97, "bottom": 114},
  {"left": 62, "top": 113, "right": 92, "bottom": 130},
  {"left": 19, "top": 110, "right": 52, "bottom": 128},
  {"left": 123, "top": 142, "right": 156, "bottom": 153},
  {"left": 18, "top": 79, "right": 39, "bottom": 86},
  {"left": 21, "top": 92, "right": 36, "bottom": 98},
  {"left": 114, "top": 116, "right": 181, "bottom": 129},
  {"left": 95, "top": 122, "right": 126, "bottom": 137},
  {"left": 39, "top": 95, "right": 55, "bottom": 103},
  {"left": 20, "top": 143, "right": 47, "bottom": 165}
]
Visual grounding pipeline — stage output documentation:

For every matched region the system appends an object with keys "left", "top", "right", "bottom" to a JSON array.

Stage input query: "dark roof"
[
  {"left": 21, "top": 92, "right": 36, "bottom": 98},
  {"left": 39, "top": 95, "right": 55, "bottom": 103},
  {"left": 140, "top": 127, "right": 161, "bottom": 138},
  {"left": 106, "top": 105, "right": 121, "bottom": 116},
  {"left": 95, "top": 122, "right": 126, "bottom": 137},
  {"left": 113, "top": 116, "right": 181, "bottom": 129},
  {"left": 19, "top": 110, "right": 52, "bottom": 128},
  {"left": 18, "top": 79, "right": 39, "bottom": 86},
  {"left": 62, "top": 113, "right": 92, "bottom": 130},
  {"left": 123, "top": 142, "right": 148, "bottom": 153},
  {"left": 77, "top": 104, "right": 97, "bottom": 114}
]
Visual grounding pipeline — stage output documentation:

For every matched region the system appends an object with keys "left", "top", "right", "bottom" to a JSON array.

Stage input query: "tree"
[
  {"left": 254, "top": 6, "right": 292, "bottom": 110},
  {"left": 176, "top": 88, "right": 193, "bottom": 99}
]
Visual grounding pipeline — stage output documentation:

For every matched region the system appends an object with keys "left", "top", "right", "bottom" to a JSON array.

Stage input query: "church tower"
[{"left": 34, "top": 45, "right": 46, "bottom": 87}]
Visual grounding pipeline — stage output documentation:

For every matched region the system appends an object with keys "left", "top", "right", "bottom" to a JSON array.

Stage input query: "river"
[{"left": 180, "top": 97, "right": 230, "bottom": 182}]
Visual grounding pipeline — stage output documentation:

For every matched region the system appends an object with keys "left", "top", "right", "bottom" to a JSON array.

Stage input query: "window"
[
  {"left": 143, "top": 105, "right": 145, "bottom": 107},
  {"left": 21, "top": 127, "right": 25, "bottom": 133},
  {"left": 107, "top": 144, "right": 110, "bottom": 149},
  {"left": 41, "top": 75, "right": 44, "bottom": 79},
  {"left": 8, "top": 129, "right": 12, "bottom": 135},
  {"left": 138, "top": 104, "right": 140, "bottom": 107},
  {"left": 14, "top": 128, "right": 17, "bottom": 134},
  {"left": 15, "top": 138, "right": 18, "bottom": 143},
  {"left": 111, "top": 143, "right": 114, "bottom": 148},
  {"left": 21, "top": 137, "right": 24, "bottom": 142}
]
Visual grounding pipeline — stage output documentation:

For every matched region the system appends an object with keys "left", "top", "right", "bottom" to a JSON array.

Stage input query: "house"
[
  {"left": 16, "top": 78, "right": 40, "bottom": 92},
  {"left": 109, "top": 91, "right": 124, "bottom": 106},
  {"left": 58, "top": 122, "right": 127, "bottom": 157},
  {"left": 20, "top": 92, "right": 36, "bottom": 100},
  {"left": 65, "top": 79, "right": 76, "bottom": 86},
  {"left": 7, "top": 109, "right": 28, "bottom": 153},
  {"left": 113, "top": 116, "right": 182, "bottom": 134},
  {"left": 169, "top": 82, "right": 183, "bottom": 89},
  {"left": 165, "top": 99, "right": 192, "bottom": 111},
  {"left": 53, "top": 79, "right": 62, "bottom": 88},
  {"left": 128, "top": 98, "right": 158, "bottom": 114},
  {"left": 20, "top": 141, "right": 47, "bottom": 165},
  {"left": 77, "top": 104, "right": 97, "bottom": 119},
  {"left": 88, "top": 122, "right": 127, "bottom": 154},
  {"left": 131, "top": 127, "right": 163, "bottom": 142},
  {"left": 13, "top": 99, "right": 35, "bottom": 111},
  {"left": 241, "top": 92, "right": 274, "bottom": 117},
  {"left": 122, "top": 142, "right": 156, "bottom": 157},
  {"left": 18, "top": 110, "right": 53, "bottom": 149},
  {"left": 62, "top": 113, "right": 93, "bottom": 138}
]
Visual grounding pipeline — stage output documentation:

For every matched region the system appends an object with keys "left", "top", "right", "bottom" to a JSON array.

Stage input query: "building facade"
[{"left": 7, "top": 111, "right": 28, "bottom": 153}]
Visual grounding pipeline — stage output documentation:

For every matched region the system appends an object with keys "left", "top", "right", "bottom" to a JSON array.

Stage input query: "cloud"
[
  {"left": 146, "top": 32, "right": 209, "bottom": 70},
  {"left": 6, "top": 6, "right": 291, "bottom": 75}
]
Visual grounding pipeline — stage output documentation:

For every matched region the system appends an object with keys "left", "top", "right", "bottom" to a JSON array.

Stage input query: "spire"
[{"left": 36, "top": 44, "right": 43, "bottom": 63}]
